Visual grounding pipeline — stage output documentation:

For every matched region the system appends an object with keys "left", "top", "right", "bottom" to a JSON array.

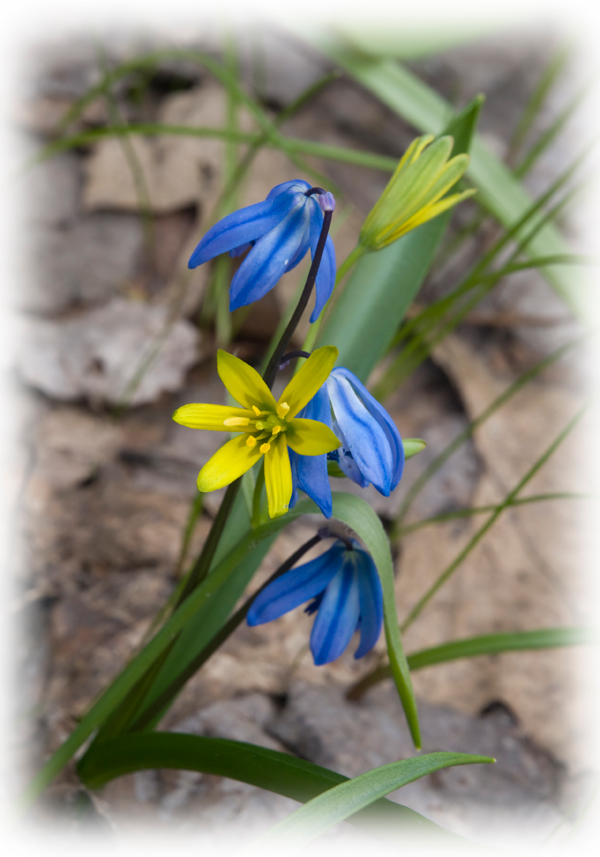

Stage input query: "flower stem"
[
  {"left": 262, "top": 209, "right": 333, "bottom": 389},
  {"left": 129, "top": 532, "right": 325, "bottom": 730},
  {"left": 297, "top": 242, "right": 367, "bottom": 365}
]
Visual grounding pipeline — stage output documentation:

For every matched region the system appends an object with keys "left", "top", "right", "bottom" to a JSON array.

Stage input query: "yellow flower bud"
[{"left": 360, "top": 135, "right": 476, "bottom": 252}]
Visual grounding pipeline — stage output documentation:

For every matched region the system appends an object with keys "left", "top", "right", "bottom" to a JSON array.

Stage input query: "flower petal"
[
  {"left": 266, "top": 179, "right": 311, "bottom": 200},
  {"left": 188, "top": 192, "right": 295, "bottom": 268},
  {"left": 246, "top": 544, "right": 344, "bottom": 625},
  {"left": 310, "top": 559, "right": 360, "bottom": 665},
  {"left": 264, "top": 435, "right": 293, "bottom": 518},
  {"left": 308, "top": 203, "right": 336, "bottom": 323},
  {"left": 327, "top": 372, "right": 393, "bottom": 495},
  {"left": 197, "top": 434, "right": 262, "bottom": 492},
  {"left": 332, "top": 417, "right": 370, "bottom": 488},
  {"left": 292, "top": 449, "right": 333, "bottom": 518},
  {"left": 229, "top": 203, "right": 310, "bottom": 311},
  {"left": 279, "top": 346, "right": 338, "bottom": 419},
  {"left": 172, "top": 403, "right": 254, "bottom": 431},
  {"left": 332, "top": 368, "right": 404, "bottom": 490},
  {"left": 286, "top": 418, "right": 340, "bottom": 456},
  {"left": 217, "top": 350, "right": 277, "bottom": 412},
  {"left": 353, "top": 550, "right": 384, "bottom": 658},
  {"left": 288, "top": 386, "right": 333, "bottom": 518}
]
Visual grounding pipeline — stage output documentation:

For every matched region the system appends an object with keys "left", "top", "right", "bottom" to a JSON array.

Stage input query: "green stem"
[{"left": 399, "top": 405, "right": 586, "bottom": 633}]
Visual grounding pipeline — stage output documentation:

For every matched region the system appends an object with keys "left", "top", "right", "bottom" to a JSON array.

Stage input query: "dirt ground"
[{"left": 13, "top": 25, "right": 596, "bottom": 850}]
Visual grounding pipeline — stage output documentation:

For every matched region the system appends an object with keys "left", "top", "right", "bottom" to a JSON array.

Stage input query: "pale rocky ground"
[{"left": 12, "top": 24, "right": 597, "bottom": 853}]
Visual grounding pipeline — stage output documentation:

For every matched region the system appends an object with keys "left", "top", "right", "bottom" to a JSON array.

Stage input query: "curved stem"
[
  {"left": 129, "top": 533, "right": 325, "bottom": 730},
  {"left": 262, "top": 210, "right": 333, "bottom": 388},
  {"left": 298, "top": 243, "right": 367, "bottom": 363}
]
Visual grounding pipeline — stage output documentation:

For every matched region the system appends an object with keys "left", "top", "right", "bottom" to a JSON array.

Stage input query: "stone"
[{"left": 18, "top": 298, "right": 201, "bottom": 407}]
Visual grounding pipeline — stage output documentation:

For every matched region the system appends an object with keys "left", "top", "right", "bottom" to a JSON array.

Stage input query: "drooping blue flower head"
[
  {"left": 247, "top": 538, "right": 383, "bottom": 665},
  {"left": 289, "top": 366, "right": 404, "bottom": 516},
  {"left": 327, "top": 367, "right": 404, "bottom": 496},
  {"left": 188, "top": 180, "right": 336, "bottom": 322}
]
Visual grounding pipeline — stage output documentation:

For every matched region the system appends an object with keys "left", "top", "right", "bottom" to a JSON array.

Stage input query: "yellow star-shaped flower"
[{"left": 173, "top": 346, "right": 341, "bottom": 518}]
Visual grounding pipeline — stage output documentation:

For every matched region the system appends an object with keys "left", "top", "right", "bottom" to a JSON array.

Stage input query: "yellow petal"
[
  {"left": 264, "top": 435, "right": 292, "bottom": 518},
  {"left": 173, "top": 403, "right": 253, "bottom": 430},
  {"left": 278, "top": 345, "right": 338, "bottom": 419},
  {"left": 286, "top": 418, "right": 341, "bottom": 456},
  {"left": 197, "top": 434, "right": 262, "bottom": 492},
  {"left": 217, "top": 350, "right": 278, "bottom": 412}
]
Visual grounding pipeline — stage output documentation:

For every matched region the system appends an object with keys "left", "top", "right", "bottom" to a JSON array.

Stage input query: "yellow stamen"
[
  {"left": 252, "top": 405, "right": 262, "bottom": 417},
  {"left": 276, "top": 402, "right": 290, "bottom": 418},
  {"left": 224, "top": 417, "right": 250, "bottom": 427},
  {"left": 246, "top": 436, "right": 257, "bottom": 448},
  {"left": 271, "top": 425, "right": 282, "bottom": 435},
  {"left": 260, "top": 442, "right": 271, "bottom": 454}
]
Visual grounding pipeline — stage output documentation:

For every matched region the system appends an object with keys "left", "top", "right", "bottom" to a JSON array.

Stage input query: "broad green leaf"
[
  {"left": 315, "top": 96, "right": 482, "bottom": 382},
  {"left": 21, "top": 496, "right": 322, "bottom": 805},
  {"left": 256, "top": 751, "right": 494, "bottom": 850},
  {"left": 312, "top": 39, "right": 585, "bottom": 317},
  {"left": 349, "top": 627, "right": 596, "bottom": 698},
  {"left": 76, "top": 733, "right": 470, "bottom": 845},
  {"left": 328, "top": 493, "right": 420, "bottom": 749}
]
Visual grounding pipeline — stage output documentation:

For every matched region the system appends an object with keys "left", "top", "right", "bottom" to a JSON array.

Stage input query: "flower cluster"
[{"left": 175, "top": 139, "right": 471, "bottom": 663}]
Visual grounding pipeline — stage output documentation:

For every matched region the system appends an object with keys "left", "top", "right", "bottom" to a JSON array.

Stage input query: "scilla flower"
[
  {"left": 173, "top": 347, "right": 340, "bottom": 519},
  {"left": 289, "top": 367, "right": 404, "bottom": 516},
  {"left": 360, "top": 135, "right": 475, "bottom": 252},
  {"left": 188, "top": 181, "right": 336, "bottom": 321},
  {"left": 247, "top": 538, "right": 383, "bottom": 665}
]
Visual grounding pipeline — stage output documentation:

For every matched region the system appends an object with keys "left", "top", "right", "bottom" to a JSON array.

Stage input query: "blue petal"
[
  {"left": 229, "top": 203, "right": 311, "bottom": 311},
  {"left": 332, "top": 418, "right": 370, "bottom": 488},
  {"left": 327, "top": 374, "right": 393, "bottom": 495},
  {"left": 247, "top": 544, "right": 345, "bottom": 626},
  {"left": 310, "top": 559, "right": 361, "bottom": 665},
  {"left": 290, "top": 385, "right": 333, "bottom": 517},
  {"left": 188, "top": 192, "right": 295, "bottom": 268},
  {"left": 332, "top": 369, "right": 404, "bottom": 490},
  {"left": 267, "top": 179, "right": 311, "bottom": 200},
  {"left": 296, "top": 452, "right": 332, "bottom": 518},
  {"left": 289, "top": 452, "right": 299, "bottom": 510},
  {"left": 308, "top": 203, "right": 336, "bottom": 323},
  {"left": 353, "top": 550, "right": 384, "bottom": 658}
]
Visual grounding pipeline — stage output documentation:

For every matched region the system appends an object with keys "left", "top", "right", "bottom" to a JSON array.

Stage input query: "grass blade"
[
  {"left": 255, "top": 751, "right": 494, "bottom": 851},
  {"left": 348, "top": 627, "right": 595, "bottom": 699}
]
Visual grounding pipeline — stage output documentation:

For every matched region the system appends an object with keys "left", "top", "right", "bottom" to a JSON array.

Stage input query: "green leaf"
[
  {"left": 21, "top": 496, "right": 323, "bottom": 805},
  {"left": 403, "top": 438, "right": 426, "bottom": 459},
  {"left": 316, "top": 96, "right": 482, "bottom": 382},
  {"left": 311, "top": 40, "right": 584, "bottom": 317},
  {"left": 76, "top": 733, "right": 470, "bottom": 844},
  {"left": 256, "top": 751, "right": 494, "bottom": 850},
  {"left": 328, "top": 493, "right": 421, "bottom": 749},
  {"left": 348, "top": 627, "right": 596, "bottom": 699}
]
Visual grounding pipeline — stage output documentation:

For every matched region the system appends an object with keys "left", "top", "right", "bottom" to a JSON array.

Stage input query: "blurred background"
[{"left": 10, "top": 11, "right": 598, "bottom": 851}]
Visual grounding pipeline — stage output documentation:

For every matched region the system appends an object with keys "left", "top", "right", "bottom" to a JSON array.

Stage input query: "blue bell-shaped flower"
[
  {"left": 327, "top": 367, "right": 404, "bottom": 495},
  {"left": 247, "top": 539, "right": 383, "bottom": 665},
  {"left": 188, "top": 180, "right": 336, "bottom": 321}
]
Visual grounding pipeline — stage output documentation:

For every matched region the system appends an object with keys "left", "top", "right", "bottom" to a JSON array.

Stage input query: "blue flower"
[
  {"left": 327, "top": 368, "right": 404, "bottom": 496},
  {"left": 289, "top": 367, "right": 404, "bottom": 516},
  {"left": 247, "top": 539, "right": 383, "bottom": 665},
  {"left": 188, "top": 180, "right": 336, "bottom": 322}
]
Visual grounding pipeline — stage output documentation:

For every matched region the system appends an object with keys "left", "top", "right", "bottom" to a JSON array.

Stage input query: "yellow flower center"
[{"left": 224, "top": 402, "right": 290, "bottom": 456}]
